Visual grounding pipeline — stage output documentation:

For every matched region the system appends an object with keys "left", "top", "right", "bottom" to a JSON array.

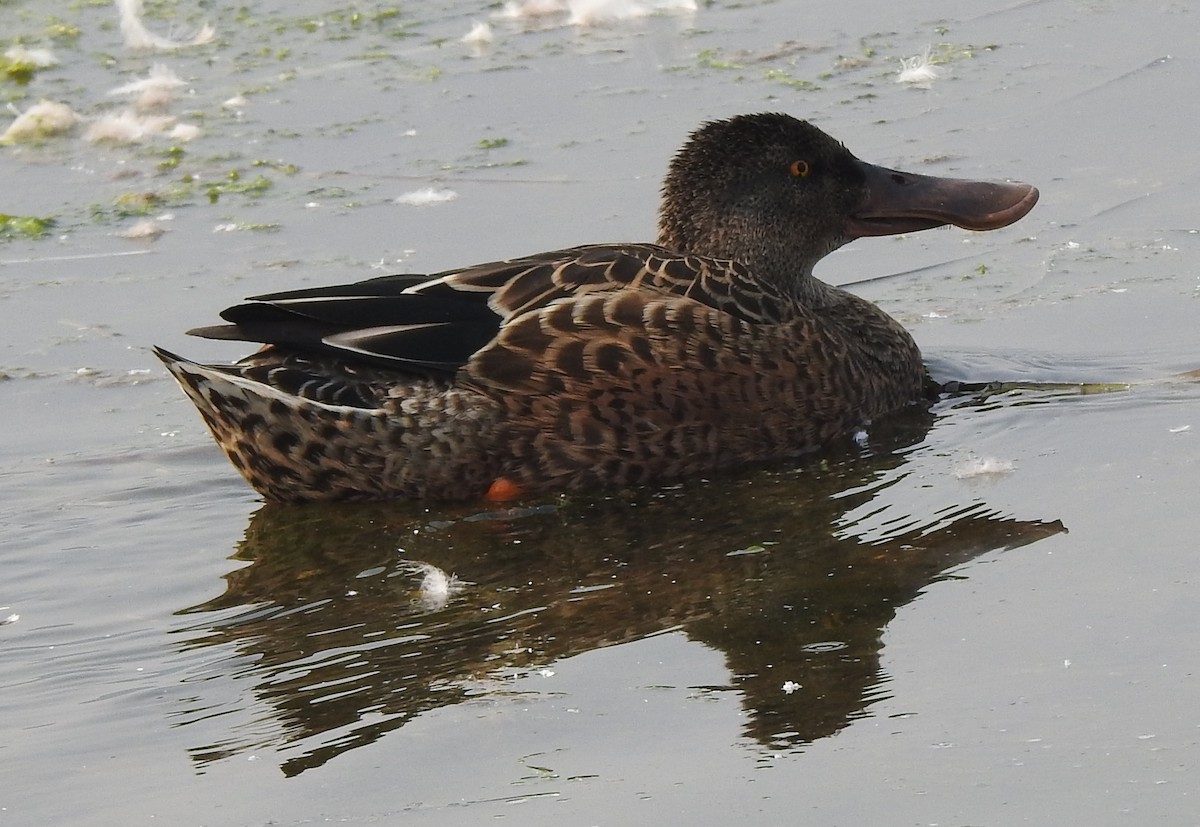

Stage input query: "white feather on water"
[
  {"left": 462, "top": 20, "right": 494, "bottom": 43},
  {"left": 395, "top": 561, "right": 468, "bottom": 612},
  {"left": 568, "top": 0, "right": 695, "bottom": 26},
  {"left": 118, "top": 219, "right": 167, "bottom": 240},
  {"left": 395, "top": 187, "right": 459, "bottom": 206},
  {"left": 897, "top": 48, "right": 940, "bottom": 86},
  {"left": 495, "top": 0, "right": 568, "bottom": 21},
  {"left": 494, "top": 0, "right": 695, "bottom": 26},
  {"left": 4, "top": 46, "right": 59, "bottom": 68},
  {"left": 953, "top": 456, "right": 1015, "bottom": 479},
  {"left": 107, "top": 64, "right": 187, "bottom": 111},
  {"left": 85, "top": 110, "right": 174, "bottom": 144},
  {"left": 0, "top": 100, "right": 79, "bottom": 144},
  {"left": 115, "top": 0, "right": 216, "bottom": 51}
]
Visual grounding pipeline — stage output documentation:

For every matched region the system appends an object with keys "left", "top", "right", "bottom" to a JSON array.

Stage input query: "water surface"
[{"left": 2, "top": 1, "right": 1198, "bottom": 824}]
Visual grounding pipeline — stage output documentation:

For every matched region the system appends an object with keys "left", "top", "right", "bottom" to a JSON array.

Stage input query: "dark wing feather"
[
  {"left": 245, "top": 272, "right": 434, "bottom": 302},
  {"left": 321, "top": 322, "right": 497, "bottom": 371},
  {"left": 186, "top": 243, "right": 790, "bottom": 375},
  {"left": 422, "top": 243, "right": 789, "bottom": 322},
  {"left": 221, "top": 294, "right": 494, "bottom": 328}
]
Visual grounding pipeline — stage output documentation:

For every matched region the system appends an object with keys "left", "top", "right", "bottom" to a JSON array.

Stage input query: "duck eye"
[{"left": 789, "top": 159, "right": 811, "bottom": 178}]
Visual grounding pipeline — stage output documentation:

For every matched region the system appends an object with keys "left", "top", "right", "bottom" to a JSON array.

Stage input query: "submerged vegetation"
[
  {"left": 205, "top": 170, "right": 274, "bottom": 204},
  {"left": 0, "top": 212, "right": 55, "bottom": 239}
]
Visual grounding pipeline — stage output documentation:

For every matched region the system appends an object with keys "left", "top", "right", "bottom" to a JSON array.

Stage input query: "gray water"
[{"left": 2, "top": 1, "right": 1199, "bottom": 824}]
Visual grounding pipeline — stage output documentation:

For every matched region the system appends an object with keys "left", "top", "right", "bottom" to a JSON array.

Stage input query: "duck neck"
[
  {"left": 792, "top": 270, "right": 846, "bottom": 308},
  {"left": 657, "top": 225, "right": 841, "bottom": 308}
]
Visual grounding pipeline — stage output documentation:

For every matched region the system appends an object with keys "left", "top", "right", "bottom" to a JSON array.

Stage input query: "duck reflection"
[{"left": 176, "top": 405, "right": 1063, "bottom": 776}]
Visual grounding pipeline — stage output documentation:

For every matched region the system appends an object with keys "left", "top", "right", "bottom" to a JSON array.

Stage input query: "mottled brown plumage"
[{"left": 157, "top": 113, "right": 1038, "bottom": 502}]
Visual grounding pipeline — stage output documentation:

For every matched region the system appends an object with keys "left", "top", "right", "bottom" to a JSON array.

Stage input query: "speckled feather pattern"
[
  {"left": 158, "top": 113, "right": 1035, "bottom": 502},
  {"left": 161, "top": 352, "right": 506, "bottom": 501},
  {"left": 157, "top": 243, "right": 924, "bottom": 501}
]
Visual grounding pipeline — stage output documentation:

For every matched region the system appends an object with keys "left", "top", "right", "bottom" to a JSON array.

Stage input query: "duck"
[{"left": 156, "top": 113, "right": 1038, "bottom": 503}]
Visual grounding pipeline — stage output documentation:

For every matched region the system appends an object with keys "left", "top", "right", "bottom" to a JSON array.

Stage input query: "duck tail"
[
  {"left": 153, "top": 347, "right": 503, "bottom": 502},
  {"left": 153, "top": 346, "right": 393, "bottom": 502}
]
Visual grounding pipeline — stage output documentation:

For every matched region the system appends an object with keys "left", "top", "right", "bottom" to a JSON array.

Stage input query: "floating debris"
[
  {"left": 116, "top": 0, "right": 216, "bottom": 51},
  {"left": 495, "top": 0, "right": 694, "bottom": 25},
  {"left": 4, "top": 46, "right": 59, "bottom": 68},
  {"left": 782, "top": 680, "right": 801, "bottom": 695},
  {"left": 395, "top": 560, "right": 468, "bottom": 612},
  {"left": 2, "top": 45, "right": 59, "bottom": 84},
  {"left": 727, "top": 544, "right": 768, "bottom": 556},
  {"left": 395, "top": 187, "right": 458, "bottom": 206},
  {"left": 495, "top": 0, "right": 568, "bottom": 21},
  {"left": 118, "top": 218, "right": 166, "bottom": 240},
  {"left": 953, "top": 456, "right": 1015, "bottom": 479},
  {"left": 85, "top": 110, "right": 175, "bottom": 144},
  {"left": 222, "top": 94, "right": 248, "bottom": 109},
  {"left": 0, "top": 214, "right": 57, "bottom": 240},
  {"left": 212, "top": 222, "right": 281, "bottom": 233},
  {"left": 107, "top": 63, "right": 187, "bottom": 111},
  {"left": 169, "top": 122, "right": 201, "bottom": 142},
  {"left": 568, "top": 0, "right": 696, "bottom": 26},
  {"left": 897, "top": 48, "right": 940, "bottom": 86},
  {"left": 568, "top": 0, "right": 653, "bottom": 25},
  {"left": 0, "top": 100, "right": 79, "bottom": 145},
  {"left": 462, "top": 20, "right": 494, "bottom": 53}
]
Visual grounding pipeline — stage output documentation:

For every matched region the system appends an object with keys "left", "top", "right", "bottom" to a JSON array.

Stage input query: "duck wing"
[{"left": 187, "top": 243, "right": 788, "bottom": 375}]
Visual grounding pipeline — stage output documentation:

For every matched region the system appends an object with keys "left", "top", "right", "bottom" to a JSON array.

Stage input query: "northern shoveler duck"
[{"left": 156, "top": 113, "right": 1037, "bottom": 503}]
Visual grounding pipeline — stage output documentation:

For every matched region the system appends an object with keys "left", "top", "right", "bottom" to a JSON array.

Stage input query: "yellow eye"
[{"left": 789, "top": 159, "right": 811, "bottom": 178}]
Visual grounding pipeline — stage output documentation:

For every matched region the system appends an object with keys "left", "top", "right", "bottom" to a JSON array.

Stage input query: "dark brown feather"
[{"left": 159, "top": 113, "right": 1037, "bottom": 501}]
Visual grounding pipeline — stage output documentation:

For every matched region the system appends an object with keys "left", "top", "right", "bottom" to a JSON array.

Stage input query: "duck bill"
[{"left": 847, "top": 158, "right": 1039, "bottom": 238}]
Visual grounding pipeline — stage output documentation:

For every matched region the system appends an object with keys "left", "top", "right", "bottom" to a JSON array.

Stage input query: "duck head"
[{"left": 657, "top": 113, "right": 1038, "bottom": 286}]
